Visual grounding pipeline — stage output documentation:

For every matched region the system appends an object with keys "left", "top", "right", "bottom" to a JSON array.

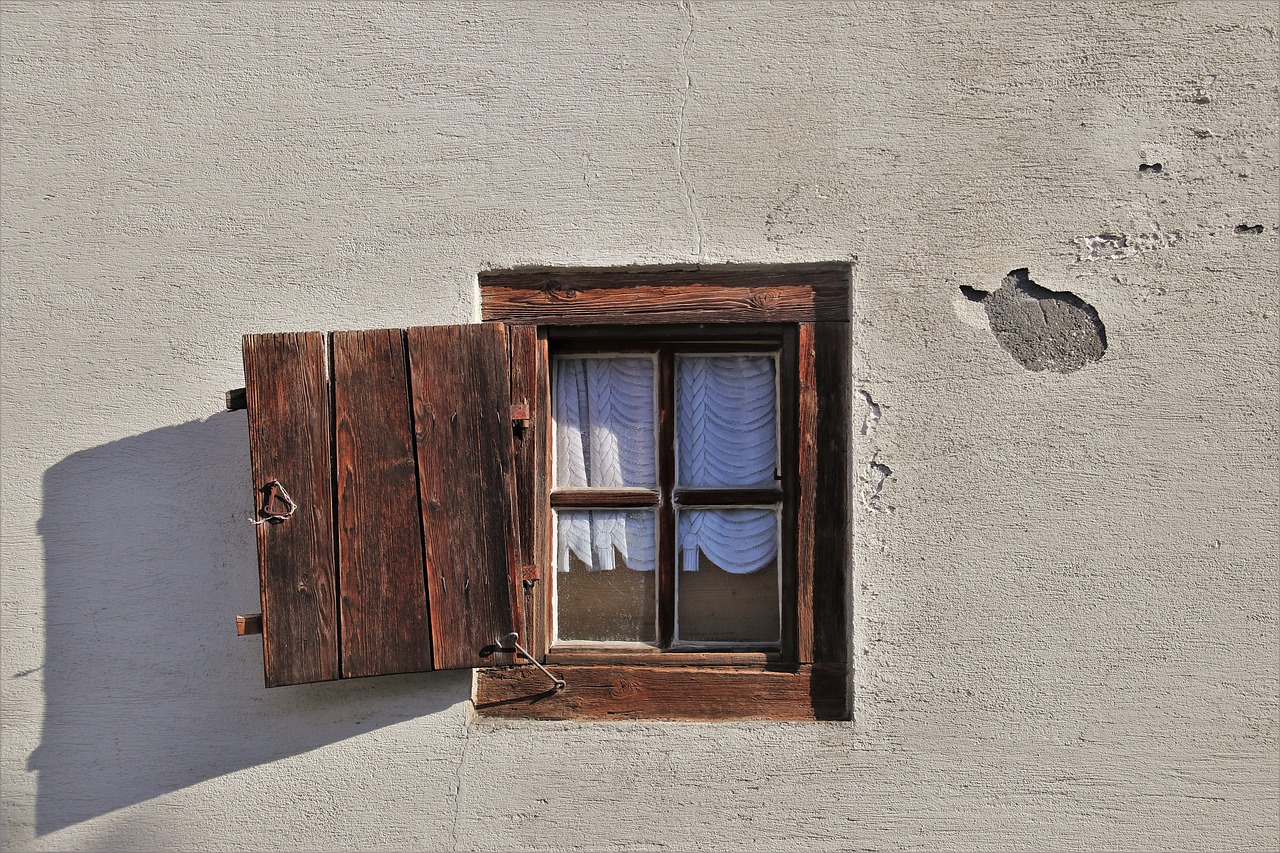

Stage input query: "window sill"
[{"left": 472, "top": 662, "right": 848, "bottom": 721}]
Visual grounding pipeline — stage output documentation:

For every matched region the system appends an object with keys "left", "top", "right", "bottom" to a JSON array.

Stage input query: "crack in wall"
[
  {"left": 675, "top": 0, "right": 703, "bottom": 260},
  {"left": 448, "top": 714, "right": 473, "bottom": 851}
]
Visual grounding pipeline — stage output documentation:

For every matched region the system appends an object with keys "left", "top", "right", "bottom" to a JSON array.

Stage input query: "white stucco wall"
[{"left": 2, "top": 2, "right": 1277, "bottom": 850}]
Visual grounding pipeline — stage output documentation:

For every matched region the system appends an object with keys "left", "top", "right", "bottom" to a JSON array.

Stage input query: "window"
[
  {"left": 550, "top": 342, "right": 784, "bottom": 651},
  {"left": 234, "top": 265, "right": 849, "bottom": 721}
]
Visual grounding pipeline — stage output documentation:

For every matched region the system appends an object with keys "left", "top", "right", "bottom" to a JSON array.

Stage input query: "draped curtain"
[
  {"left": 555, "top": 357, "right": 656, "bottom": 572},
  {"left": 676, "top": 356, "right": 778, "bottom": 574},
  {"left": 554, "top": 354, "right": 778, "bottom": 575}
]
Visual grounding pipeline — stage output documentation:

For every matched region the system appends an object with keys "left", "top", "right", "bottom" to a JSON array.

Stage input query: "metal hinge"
[
  {"left": 520, "top": 563, "right": 540, "bottom": 592},
  {"left": 510, "top": 402, "right": 531, "bottom": 434}
]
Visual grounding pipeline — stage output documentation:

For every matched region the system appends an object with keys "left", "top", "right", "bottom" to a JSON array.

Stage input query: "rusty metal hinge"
[
  {"left": 510, "top": 402, "right": 531, "bottom": 434},
  {"left": 520, "top": 563, "right": 540, "bottom": 592}
]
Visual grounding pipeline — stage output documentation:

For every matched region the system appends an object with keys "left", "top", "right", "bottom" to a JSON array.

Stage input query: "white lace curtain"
[
  {"left": 676, "top": 356, "right": 778, "bottom": 574},
  {"left": 554, "top": 355, "right": 778, "bottom": 575},
  {"left": 555, "top": 357, "right": 656, "bottom": 572}
]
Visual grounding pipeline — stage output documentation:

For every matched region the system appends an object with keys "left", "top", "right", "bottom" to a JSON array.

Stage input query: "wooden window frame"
[{"left": 474, "top": 265, "right": 851, "bottom": 721}]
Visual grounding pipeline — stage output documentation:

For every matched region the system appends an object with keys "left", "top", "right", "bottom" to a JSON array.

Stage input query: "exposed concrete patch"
[
  {"left": 962, "top": 269, "right": 1107, "bottom": 373},
  {"left": 1073, "top": 229, "right": 1181, "bottom": 262}
]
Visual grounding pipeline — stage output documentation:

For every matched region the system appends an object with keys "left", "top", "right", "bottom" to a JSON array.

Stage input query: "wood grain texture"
[
  {"left": 549, "top": 488, "right": 661, "bottom": 508},
  {"left": 794, "top": 323, "right": 818, "bottom": 663},
  {"left": 777, "top": 326, "right": 800, "bottom": 663},
  {"left": 545, "top": 649, "right": 779, "bottom": 666},
  {"left": 812, "top": 322, "right": 850, "bottom": 665},
  {"left": 332, "top": 329, "right": 432, "bottom": 678},
  {"left": 508, "top": 325, "right": 548, "bottom": 658},
  {"left": 657, "top": 349, "right": 676, "bottom": 648},
  {"left": 243, "top": 332, "right": 339, "bottom": 687},
  {"left": 481, "top": 282, "right": 848, "bottom": 325},
  {"left": 408, "top": 323, "right": 523, "bottom": 670},
  {"left": 474, "top": 664, "right": 848, "bottom": 721}
]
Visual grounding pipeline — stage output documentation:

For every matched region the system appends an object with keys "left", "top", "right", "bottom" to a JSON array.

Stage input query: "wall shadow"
[{"left": 30, "top": 413, "right": 466, "bottom": 835}]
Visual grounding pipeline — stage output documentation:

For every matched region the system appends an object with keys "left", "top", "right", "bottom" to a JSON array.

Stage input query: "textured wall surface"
[{"left": 2, "top": 2, "right": 1277, "bottom": 850}]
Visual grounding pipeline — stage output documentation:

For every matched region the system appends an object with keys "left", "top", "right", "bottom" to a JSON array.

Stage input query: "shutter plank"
[
  {"left": 243, "top": 332, "right": 339, "bottom": 687},
  {"left": 408, "top": 323, "right": 522, "bottom": 670},
  {"left": 332, "top": 329, "right": 433, "bottom": 677},
  {"left": 508, "top": 325, "right": 551, "bottom": 658}
]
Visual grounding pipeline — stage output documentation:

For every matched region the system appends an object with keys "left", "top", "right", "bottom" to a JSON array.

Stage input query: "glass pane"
[
  {"left": 553, "top": 356, "right": 656, "bottom": 489},
  {"left": 676, "top": 355, "right": 777, "bottom": 488},
  {"left": 555, "top": 510, "right": 656, "bottom": 644},
  {"left": 677, "top": 508, "right": 779, "bottom": 644}
]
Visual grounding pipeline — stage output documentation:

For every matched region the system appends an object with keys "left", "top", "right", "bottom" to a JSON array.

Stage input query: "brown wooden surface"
[
  {"left": 549, "top": 488, "right": 661, "bottom": 508},
  {"left": 656, "top": 349, "right": 676, "bottom": 647},
  {"left": 332, "top": 329, "right": 433, "bottom": 678},
  {"left": 673, "top": 488, "right": 782, "bottom": 506},
  {"left": 794, "top": 323, "right": 818, "bottom": 663},
  {"left": 508, "top": 325, "right": 550, "bottom": 658},
  {"left": 409, "top": 323, "right": 523, "bottom": 670},
  {"left": 474, "top": 663, "right": 848, "bottom": 721},
  {"left": 236, "top": 614, "right": 263, "bottom": 636},
  {"left": 481, "top": 266, "right": 850, "bottom": 326},
  {"left": 546, "top": 648, "right": 778, "bottom": 666},
  {"left": 812, "top": 322, "right": 850, "bottom": 665},
  {"left": 243, "top": 332, "right": 339, "bottom": 687},
  {"left": 482, "top": 283, "right": 847, "bottom": 325},
  {"left": 547, "top": 323, "right": 786, "bottom": 344},
  {"left": 777, "top": 326, "right": 799, "bottom": 663}
]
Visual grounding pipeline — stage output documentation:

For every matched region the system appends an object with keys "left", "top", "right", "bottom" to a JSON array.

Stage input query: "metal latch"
[{"left": 498, "top": 632, "right": 565, "bottom": 691}]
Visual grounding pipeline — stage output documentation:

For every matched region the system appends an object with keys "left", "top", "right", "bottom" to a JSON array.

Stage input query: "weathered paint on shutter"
[
  {"left": 332, "top": 329, "right": 433, "bottom": 677},
  {"left": 243, "top": 332, "right": 339, "bottom": 687},
  {"left": 407, "top": 323, "right": 524, "bottom": 670}
]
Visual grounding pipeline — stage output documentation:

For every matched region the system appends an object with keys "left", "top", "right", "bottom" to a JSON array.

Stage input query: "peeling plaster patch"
[
  {"left": 859, "top": 453, "right": 894, "bottom": 514},
  {"left": 857, "top": 390, "right": 881, "bottom": 436},
  {"left": 1073, "top": 229, "right": 1181, "bottom": 263},
  {"left": 964, "top": 269, "right": 1107, "bottom": 373}
]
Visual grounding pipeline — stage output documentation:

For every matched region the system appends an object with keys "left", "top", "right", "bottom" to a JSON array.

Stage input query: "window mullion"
[{"left": 657, "top": 346, "right": 676, "bottom": 648}]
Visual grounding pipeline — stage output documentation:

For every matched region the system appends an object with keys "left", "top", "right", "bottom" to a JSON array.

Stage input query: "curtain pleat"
[
  {"left": 553, "top": 354, "right": 778, "bottom": 575},
  {"left": 554, "top": 357, "right": 656, "bottom": 572}
]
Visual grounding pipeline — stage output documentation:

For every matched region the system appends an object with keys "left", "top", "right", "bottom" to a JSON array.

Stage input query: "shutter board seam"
[
  {"left": 402, "top": 328, "right": 436, "bottom": 673},
  {"left": 326, "top": 332, "right": 344, "bottom": 678}
]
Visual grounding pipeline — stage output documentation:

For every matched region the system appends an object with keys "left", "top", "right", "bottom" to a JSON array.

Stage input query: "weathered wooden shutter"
[{"left": 243, "top": 323, "right": 522, "bottom": 687}]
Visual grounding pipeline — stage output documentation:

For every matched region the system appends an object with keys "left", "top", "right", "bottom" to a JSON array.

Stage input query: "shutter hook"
[
  {"left": 251, "top": 479, "right": 297, "bottom": 525},
  {"left": 500, "top": 632, "right": 566, "bottom": 691}
]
